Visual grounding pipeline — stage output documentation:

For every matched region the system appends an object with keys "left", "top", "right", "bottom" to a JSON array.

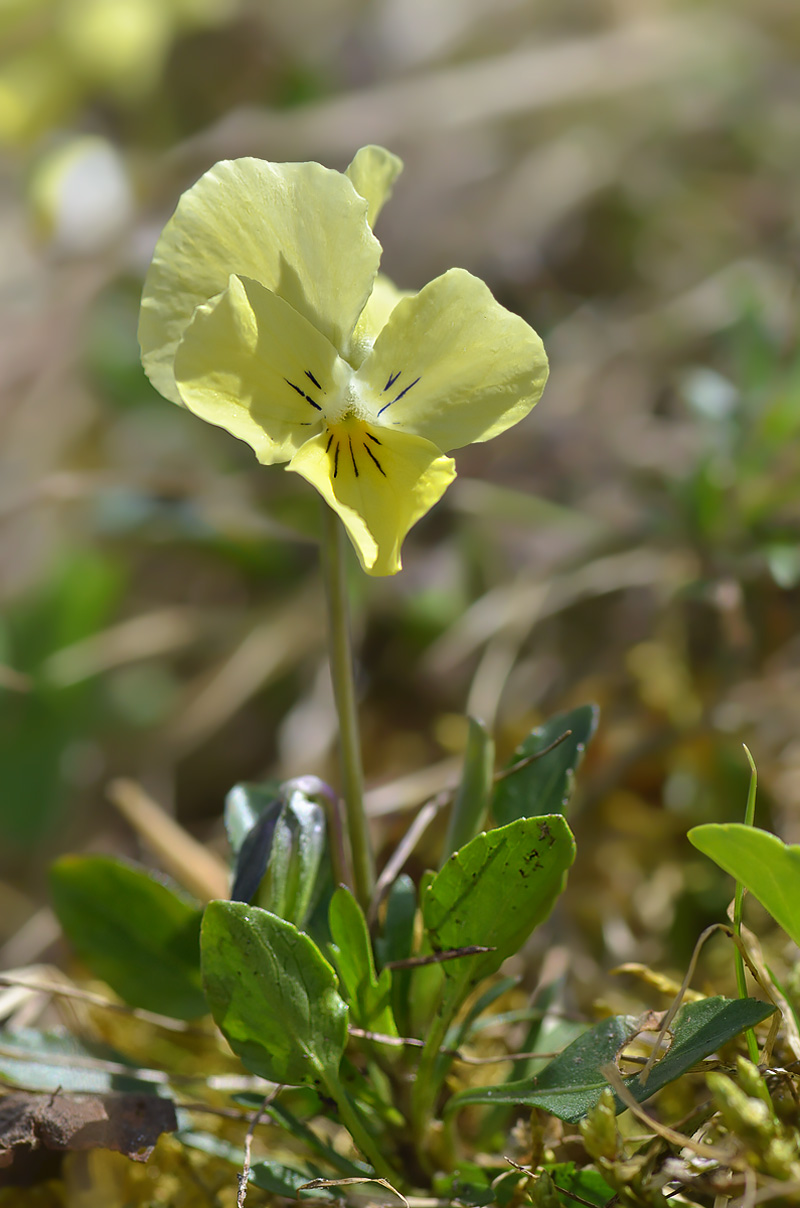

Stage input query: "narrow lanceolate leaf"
[
  {"left": 179, "top": 1132, "right": 335, "bottom": 1200},
  {"left": 233, "top": 1097, "right": 370, "bottom": 1177},
  {"left": 0, "top": 1028, "right": 162, "bottom": 1096},
  {"left": 492, "top": 705, "right": 599, "bottom": 827},
  {"left": 377, "top": 874, "right": 416, "bottom": 1036},
  {"left": 328, "top": 887, "right": 397, "bottom": 1037},
  {"left": 449, "top": 995, "right": 775, "bottom": 1123},
  {"left": 440, "top": 717, "right": 495, "bottom": 865},
  {"left": 50, "top": 856, "right": 206, "bottom": 1020},
  {"left": 201, "top": 901, "right": 348, "bottom": 1087},
  {"left": 423, "top": 816, "right": 575, "bottom": 1032},
  {"left": 689, "top": 823, "right": 800, "bottom": 949}
]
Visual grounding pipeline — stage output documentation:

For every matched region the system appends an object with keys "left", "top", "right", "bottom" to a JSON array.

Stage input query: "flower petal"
[
  {"left": 174, "top": 274, "right": 348, "bottom": 465},
  {"left": 139, "top": 157, "right": 380, "bottom": 404},
  {"left": 287, "top": 422, "right": 456, "bottom": 576},
  {"left": 349, "top": 273, "right": 412, "bottom": 369},
  {"left": 355, "top": 267, "right": 549, "bottom": 452},
  {"left": 345, "top": 145, "right": 403, "bottom": 230}
]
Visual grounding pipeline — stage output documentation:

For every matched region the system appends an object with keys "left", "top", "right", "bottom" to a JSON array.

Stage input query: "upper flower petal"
[
  {"left": 174, "top": 274, "right": 348, "bottom": 465},
  {"left": 139, "top": 156, "right": 381, "bottom": 405},
  {"left": 345, "top": 145, "right": 403, "bottom": 230},
  {"left": 287, "top": 421, "right": 456, "bottom": 576},
  {"left": 349, "top": 273, "right": 412, "bottom": 369},
  {"left": 354, "top": 267, "right": 549, "bottom": 452}
]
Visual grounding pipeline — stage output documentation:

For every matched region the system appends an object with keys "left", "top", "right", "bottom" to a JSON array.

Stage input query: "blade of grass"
[{"left": 735, "top": 744, "right": 759, "bottom": 1065}]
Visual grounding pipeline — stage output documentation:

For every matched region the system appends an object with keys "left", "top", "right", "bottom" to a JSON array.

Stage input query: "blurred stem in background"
[{"left": 320, "top": 502, "right": 374, "bottom": 909}]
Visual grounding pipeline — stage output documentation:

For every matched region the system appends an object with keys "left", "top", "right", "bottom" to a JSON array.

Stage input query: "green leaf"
[
  {"left": 436, "top": 976, "right": 518, "bottom": 1086},
  {"left": 492, "top": 705, "right": 598, "bottom": 827},
  {"left": 408, "top": 869, "right": 443, "bottom": 1037},
  {"left": 201, "top": 901, "right": 348, "bottom": 1086},
  {"left": 328, "top": 887, "right": 397, "bottom": 1037},
  {"left": 439, "top": 1159, "right": 531, "bottom": 1208},
  {"left": 443, "top": 976, "right": 519, "bottom": 1052},
  {"left": 233, "top": 1096, "right": 369, "bottom": 1177},
  {"left": 179, "top": 1131, "right": 334, "bottom": 1199},
  {"left": 423, "top": 815, "right": 575, "bottom": 1032},
  {"left": 0, "top": 1028, "right": 162, "bottom": 1095},
  {"left": 249, "top": 1161, "right": 333, "bottom": 1199},
  {"left": 434, "top": 1163, "right": 502, "bottom": 1206},
  {"left": 376, "top": 873, "right": 415, "bottom": 1036},
  {"left": 0, "top": 552, "right": 123, "bottom": 850},
  {"left": 547, "top": 1162, "right": 615, "bottom": 1207},
  {"left": 441, "top": 717, "right": 495, "bottom": 864},
  {"left": 449, "top": 1013, "right": 634, "bottom": 1123},
  {"left": 49, "top": 855, "right": 206, "bottom": 1020},
  {"left": 631, "top": 997, "right": 774, "bottom": 1102},
  {"left": 449, "top": 995, "right": 774, "bottom": 1123},
  {"left": 688, "top": 823, "right": 800, "bottom": 948}
]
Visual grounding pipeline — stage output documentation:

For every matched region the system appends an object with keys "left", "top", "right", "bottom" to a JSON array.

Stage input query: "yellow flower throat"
[{"left": 284, "top": 363, "right": 424, "bottom": 482}]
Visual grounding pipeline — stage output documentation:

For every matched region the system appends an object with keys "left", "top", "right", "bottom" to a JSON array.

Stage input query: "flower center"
[
  {"left": 324, "top": 371, "right": 372, "bottom": 426},
  {"left": 285, "top": 357, "right": 376, "bottom": 428},
  {"left": 324, "top": 414, "right": 386, "bottom": 481}
]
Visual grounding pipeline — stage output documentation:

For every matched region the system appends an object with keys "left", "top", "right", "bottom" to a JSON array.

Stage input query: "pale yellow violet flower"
[{"left": 139, "top": 146, "right": 549, "bottom": 575}]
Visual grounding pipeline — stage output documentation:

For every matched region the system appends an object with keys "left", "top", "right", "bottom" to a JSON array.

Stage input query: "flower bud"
[{"left": 230, "top": 776, "right": 329, "bottom": 929}]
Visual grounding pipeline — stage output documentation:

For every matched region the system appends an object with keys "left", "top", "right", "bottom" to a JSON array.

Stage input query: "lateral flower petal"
[
  {"left": 174, "top": 274, "right": 347, "bottom": 465},
  {"left": 345, "top": 145, "right": 403, "bottom": 230},
  {"left": 139, "top": 157, "right": 380, "bottom": 404},
  {"left": 287, "top": 423, "right": 456, "bottom": 576},
  {"left": 355, "top": 267, "right": 549, "bottom": 453}
]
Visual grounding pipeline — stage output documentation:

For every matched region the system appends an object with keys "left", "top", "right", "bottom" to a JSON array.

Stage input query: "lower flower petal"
[
  {"left": 287, "top": 423, "right": 456, "bottom": 576},
  {"left": 174, "top": 274, "right": 347, "bottom": 465}
]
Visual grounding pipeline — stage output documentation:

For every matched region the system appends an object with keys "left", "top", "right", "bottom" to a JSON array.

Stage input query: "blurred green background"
[{"left": 1, "top": 0, "right": 799, "bottom": 1006}]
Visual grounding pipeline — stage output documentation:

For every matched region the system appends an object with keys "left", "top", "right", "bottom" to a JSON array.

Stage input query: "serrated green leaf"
[
  {"left": 50, "top": 855, "right": 206, "bottom": 1020},
  {"left": 201, "top": 901, "right": 348, "bottom": 1087},
  {"left": 448, "top": 995, "right": 774, "bottom": 1123},
  {"left": 492, "top": 705, "right": 598, "bottom": 826},
  {"left": 328, "top": 886, "right": 397, "bottom": 1037},
  {"left": 688, "top": 823, "right": 800, "bottom": 948},
  {"left": 423, "top": 816, "right": 575, "bottom": 1031}
]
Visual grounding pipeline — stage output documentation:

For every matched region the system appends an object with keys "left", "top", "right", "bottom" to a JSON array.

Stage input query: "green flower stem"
[
  {"left": 735, "top": 745, "right": 760, "bottom": 1065},
  {"left": 323, "top": 1067, "right": 398, "bottom": 1183},
  {"left": 320, "top": 502, "right": 375, "bottom": 910}
]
